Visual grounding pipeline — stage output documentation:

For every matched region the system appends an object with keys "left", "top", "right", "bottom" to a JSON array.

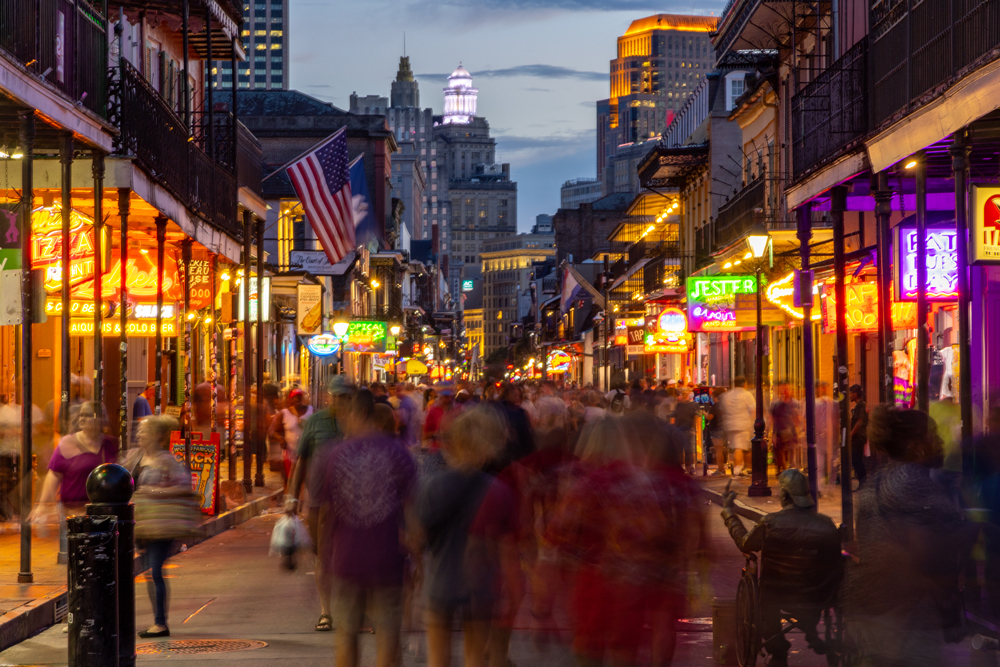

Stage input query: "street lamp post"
[{"left": 746, "top": 222, "right": 772, "bottom": 497}]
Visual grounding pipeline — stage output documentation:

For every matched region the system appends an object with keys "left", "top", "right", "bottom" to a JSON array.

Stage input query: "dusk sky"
[{"left": 289, "top": 1, "right": 725, "bottom": 232}]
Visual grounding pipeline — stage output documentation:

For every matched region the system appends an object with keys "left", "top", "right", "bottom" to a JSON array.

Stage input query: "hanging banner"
[
  {"left": 893, "top": 225, "right": 959, "bottom": 301},
  {"left": 297, "top": 284, "right": 323, "bottom": 335},
  {"left": 971, "top": 185, "right": 1000, "bottom": 264},
  {"left": 169, "top": 431, "right": 220, "bottom": 515}
]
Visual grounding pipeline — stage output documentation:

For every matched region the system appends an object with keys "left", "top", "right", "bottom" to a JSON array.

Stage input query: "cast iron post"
[
  {"left": 18, "top": 111, "right": 34, "bottom": 584},
  {"left": 951, "top": 129, "right": 973, "bottom": 446},
  {"left": 154, "top": 216, "right": 167, "bottom": 415},
  {"left": 797, "top": 204, "right": 818, "bottom": 504},
  {"left": 60, "top": 133, "right": 73, "bottom": 436},
  {"left": 748, "top": 264, "right": 771, "bottom": 497},
  {"left": 92, "top": 151, "right": 105, "bottom": 408},
  {"left": 831, "top": 186, "right": 854, "bottom": 541},
  {"left": 873, "top": 171, "right": 894, "bottom": 405},
  {"left": 118, "top": 189, "right": 129, "bottom": 448}
]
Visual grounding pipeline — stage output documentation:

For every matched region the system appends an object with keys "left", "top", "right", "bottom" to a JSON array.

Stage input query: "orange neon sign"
[{"left": 822, "top": 282, "right": 917, "bottom": 333}]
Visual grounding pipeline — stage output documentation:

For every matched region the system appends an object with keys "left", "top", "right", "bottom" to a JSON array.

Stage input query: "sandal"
[{"left": 315, "top": 614, "right": 333, "bottom": 632}]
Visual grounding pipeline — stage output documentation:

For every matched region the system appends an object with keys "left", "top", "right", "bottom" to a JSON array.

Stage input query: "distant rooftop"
[
  {"left": 623, "top": 14, "right": 718, "bottom": 36},
  {"left": 231, "top": 90, "right": 346, "bottom": 116}
]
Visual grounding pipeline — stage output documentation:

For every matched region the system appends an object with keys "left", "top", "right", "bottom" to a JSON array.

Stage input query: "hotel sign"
[{"left": 972, "top": 185, "right": 1000, "bottom": 264}]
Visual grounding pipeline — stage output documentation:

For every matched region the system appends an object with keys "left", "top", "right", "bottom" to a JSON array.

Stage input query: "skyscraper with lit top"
[{"left": 210, "top": 0, "right": 288, "bottom": 90}]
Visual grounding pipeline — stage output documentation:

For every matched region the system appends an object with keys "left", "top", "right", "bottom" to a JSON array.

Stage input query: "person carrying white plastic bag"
[{"left": 270, "top": 512, "right": 312, "bottom": 570}]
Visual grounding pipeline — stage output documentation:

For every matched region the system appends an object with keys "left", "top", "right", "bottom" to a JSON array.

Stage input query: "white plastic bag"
[{"left": 269, "top": 513, "right": 312, "bottom": 557}]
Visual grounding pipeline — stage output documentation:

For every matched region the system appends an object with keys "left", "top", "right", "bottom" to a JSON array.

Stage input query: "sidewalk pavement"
[
  {"left": 697, "top": 465, "right": 847, "bottom": 526},
  {"left": 0, "top": 459, "right": 284, "bottom": 652}
]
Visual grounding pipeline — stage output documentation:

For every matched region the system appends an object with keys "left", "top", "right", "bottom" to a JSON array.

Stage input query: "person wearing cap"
[
  {"left": 721, "top": 470, "right": 841, "bottom": 667},
  {"left": 288, "top": 375, "right": 353, "bottom": 632},
  {"left": 270, "top": 387, "right": 314, "bottom": 482}
]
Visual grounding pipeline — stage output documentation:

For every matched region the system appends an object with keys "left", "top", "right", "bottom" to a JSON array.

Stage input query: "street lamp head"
[
  {"left": 746, "top": 222, "right": 771, "bottom": 259},
  {"left": 390, "top": 325, "right": 401, "bottom": 336},
  {"left": 333, "top": 321, "right": 350, "bottom": 337}
]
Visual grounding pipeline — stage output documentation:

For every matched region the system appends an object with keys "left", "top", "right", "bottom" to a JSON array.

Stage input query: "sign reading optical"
[{"left": 342, "top": 321, "right": 388, "bottom": 353}]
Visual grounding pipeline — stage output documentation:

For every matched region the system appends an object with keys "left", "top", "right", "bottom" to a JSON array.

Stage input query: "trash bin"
[{"left": 712, "top": 597, "right": 737, "bottom": 665}]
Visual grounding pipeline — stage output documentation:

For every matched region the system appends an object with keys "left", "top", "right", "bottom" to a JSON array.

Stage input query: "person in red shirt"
[{"left": 422, "top": 384, "right": 455, "bottom": 450}]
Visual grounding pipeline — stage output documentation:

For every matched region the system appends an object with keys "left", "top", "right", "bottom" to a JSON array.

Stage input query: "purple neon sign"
[{"left": 894, "top": 225, "right": 958, "bottom": 302}]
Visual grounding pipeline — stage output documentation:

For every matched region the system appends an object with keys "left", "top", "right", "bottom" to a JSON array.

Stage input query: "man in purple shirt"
[{"left": 310, "top": 389, "right": 417, "bottom": 667}]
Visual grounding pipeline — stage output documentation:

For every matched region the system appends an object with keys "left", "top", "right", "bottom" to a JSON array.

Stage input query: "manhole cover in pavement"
[{"left": 137, "top": 639, "right": 268, "bottom": 654}]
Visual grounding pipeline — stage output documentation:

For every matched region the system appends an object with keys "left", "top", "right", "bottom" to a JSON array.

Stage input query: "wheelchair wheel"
[{"left": 735, "top": 573, "right": 760, "bottom": 667}]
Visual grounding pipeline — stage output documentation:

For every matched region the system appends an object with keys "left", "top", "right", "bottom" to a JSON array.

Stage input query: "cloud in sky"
[{"left": 418, "top": 64, "right": 604, "bottom": 82}]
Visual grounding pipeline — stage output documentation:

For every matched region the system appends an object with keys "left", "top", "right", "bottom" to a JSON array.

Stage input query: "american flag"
[{"left": 286, "top": 128, "right": 355, "bottom": 264}]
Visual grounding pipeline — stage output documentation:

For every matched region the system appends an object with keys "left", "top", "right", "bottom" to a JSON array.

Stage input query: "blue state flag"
[{"left": 349, "top": 156, "right": 378, "bottom": 248}]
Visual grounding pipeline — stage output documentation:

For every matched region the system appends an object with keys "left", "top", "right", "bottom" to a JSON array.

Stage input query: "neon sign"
[
  {"left": 68, "top": 319, "right": 177, "bottom": 337},
  {"left": 307, "top": 333, "right": 341, "bottom": 357},
  {"left": 822, "top": 282, "right": 917, "bottom": 333},
  {"left": 765, "top": 272, "right": 822, "bottom": 321},
  {"left": 342, "top": 321, "right": 388, "bottom": 353},
  {"left": 686, "top": 276, "right": 758, "bottom": 332},
  {"left": 894, "top": 226, "right": 959, "bottom": 301},
  {"left": 645, "top": 307, "right": 689, "bottom": 353},
  {"left": 547, "top": 349, "right": 572, "bottom": 373}
]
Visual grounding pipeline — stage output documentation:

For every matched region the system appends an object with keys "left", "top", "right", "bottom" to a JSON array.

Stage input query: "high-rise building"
[
  {"left": 210, "top": 0, "right": 288, "bottom": 90},
  {"left": 597, "top": 14, "right": 716, "bottom": 195},
  {"left": 481, "top": 233, "right": 555, "bottom": 356},
  {"left": 355, "top": 61, "right": 517, "bottom": 303},
  {"left": 533, "top": 214, "right": 553, "bottom": 234},
  {"left": 560, "top": 178, "right": 603, "bottom": 209}
]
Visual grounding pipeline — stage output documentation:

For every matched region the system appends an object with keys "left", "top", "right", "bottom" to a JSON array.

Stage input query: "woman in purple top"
[{"left": 29, "top": 402, "right": 117, "bottom": 523}]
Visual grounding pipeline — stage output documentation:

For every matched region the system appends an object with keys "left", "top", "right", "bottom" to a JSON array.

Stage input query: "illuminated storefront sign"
[
  {"left": 971, "top": 185, "right": 1000, "bottom": 264},
  {"left": 822, "top": 282, "right": 917, "bottom": 333},
  {"left": 686, "top": 276, "right": 758, "bottom": 332},
  {"left": 68, "top": 319, "right": 177, "bottom": 337},
  {"left": 306, "top": 333, "right": 341, "bottom": 357},
  {"left": 645, "top": 306, "right": 690, "bottom": 353},
  {"left": 893, "top": 225, "right": 959, "bottom": 301},
  {"left": 547, "top": 349, "right": 572, "bottom": 373},
  {"left": 765, "top": 272, "right": 822, "bottom": 321},
  {"left": 342, "top": 321, "right": 388, "bottom": 353},
  {"left": 614, "top": 317, "right": 646, "bottom": 354}
]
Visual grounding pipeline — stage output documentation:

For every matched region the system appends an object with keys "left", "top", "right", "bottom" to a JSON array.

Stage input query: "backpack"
[{"left": 610, "top": 390, "right": 626, "bottom": 414}]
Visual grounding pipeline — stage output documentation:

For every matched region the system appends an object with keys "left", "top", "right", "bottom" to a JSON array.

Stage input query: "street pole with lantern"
[{"left": 746, "top": 221, "right": 772, "bottom": 497}]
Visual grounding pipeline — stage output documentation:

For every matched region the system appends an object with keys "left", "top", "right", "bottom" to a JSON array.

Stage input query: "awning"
[{"left": 638, "top": 144, "right": 709, "bottom": 189}]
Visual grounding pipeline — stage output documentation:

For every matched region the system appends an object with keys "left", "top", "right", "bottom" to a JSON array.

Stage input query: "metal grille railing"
[
  {"left": 792, "top": 37, "right": 868, "bottom": 179},
  {"left": 110, "top": 59, "right": 240, "bottom": 239},
  {"left": 714, "top": 177, "right": 765, "bottom": 250},
  {"left": 0, "top": 0, "right": 107, "bottom": 117}
]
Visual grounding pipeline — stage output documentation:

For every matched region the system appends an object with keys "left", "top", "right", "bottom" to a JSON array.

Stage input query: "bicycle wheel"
[{"left": 735, "top": 574, "right": 760, "bottom": 667}]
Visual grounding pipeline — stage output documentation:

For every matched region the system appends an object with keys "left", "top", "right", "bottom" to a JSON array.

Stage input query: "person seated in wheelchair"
[{"left": 722, "top": 469, "right": 842, "bottom": 667}]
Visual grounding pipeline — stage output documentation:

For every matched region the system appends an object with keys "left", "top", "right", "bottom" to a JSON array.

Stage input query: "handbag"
[{"left": 134, "top": 486, "right": 201, "bottom": 541}]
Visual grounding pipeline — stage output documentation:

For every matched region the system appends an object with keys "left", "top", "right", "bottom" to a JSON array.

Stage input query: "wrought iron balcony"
[
  {"left": 792, "top": 37, "right": 868, "bottom": 179},
  {"left": 713, "top": 177, "right": 766, "bottom": 251},
  {"left": 109, "top": 60, "right": 241, "bottom": 240},
  {"left": 0, "top": 0, "right": 108, "bottom": 118},
  {"left": 871, "top": 0, "right": 1000, "bottom": 127}
]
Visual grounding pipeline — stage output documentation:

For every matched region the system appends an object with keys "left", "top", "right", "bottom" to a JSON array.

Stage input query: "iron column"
[
  {"left": 951, "top": 129, "right": 973, "bottom": 445},
  {"left": 873, "top": 171, "right": 895, "bottom": 405},
  {"left": 60, "top": 134, "right": 73, "bottom": 436},
  {"left": 797, "top": 204, "right": 818, "bottom": 504},
  {"left": 154, "top": 215, "right": 167, "bottom": 415},
  {"left": 92, "top": 151, "right": 105, "bottom": 408},
  {"left": 914, "top": 155, "right": 930, "bottom": 412},
  {"left": 18, "top": 112, "right": 34, "bottom": 584},
  {"left": 255, "top": 216, "right": 264, "bottom": 487},
  {"left": 831, "top": 186, "right": 853, "bottom": 541},
  {"left": 242, "top": 210, "right": 252, "bottom": 494},
  {"left": 118, "top": 189, "right": 129, "bottom": 449}
]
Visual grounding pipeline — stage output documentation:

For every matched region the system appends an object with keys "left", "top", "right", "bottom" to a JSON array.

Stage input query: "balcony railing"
[
  {"left": 109, "top": 60, "right": 240, "bottom": 239},
  {"left": 191, "top": 110, "right": 263, "bottom": 195},
  {"left": 0, "top": 0, "right": 108, "bottom": 117},
  {"left": 714, "top": 177, "right": 766, "bottom": 250},
  {"left": 871, "top": 0, "right": 1000, "bottom": 127},
  {"left": 792, "top": 37, "right": 868, "bottom": 179}
]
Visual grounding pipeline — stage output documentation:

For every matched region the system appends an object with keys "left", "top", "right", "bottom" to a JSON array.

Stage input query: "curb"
[{"left": 0, "top": 487, "right": 283, "bottom": 652}]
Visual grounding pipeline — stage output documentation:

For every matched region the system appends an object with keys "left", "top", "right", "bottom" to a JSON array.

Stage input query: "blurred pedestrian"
[
  {"left": 290, "top": 376, "right": 353, "bottom": 632},
  {"left": 770, "top": 381, "right": 799, "bottom": 472},
  {"left": 673, "top": 390, "right": 699, "bottom": 474},
  {"left": 418, "top": 406, "right": 519, "bottom": 667},
  {"left": 311, "top": 390, "right": 417, "bottom": 667},
  {"left": 843, "top": 405, "right": 975, "bottom": 666},
  {"left": 707, "top": 387, "right": 728, "bottom": 475},
  {"left": 814, "top": 381, "right": 837, "bottom": 488},
  {"left": 30, "top": 402, "right": 118, "bottom": 560},
  {"left": 270, "top": 388, "right": 314, "bottom": 483},
  {"left": 124, "top": 415, "right": 191, "bottom": 638},
  {"left": 423, "top": 385, "right": 455, "bottom": 450},
  {"left": 721, "top": 377, "right": 754, "bottom": 476}
]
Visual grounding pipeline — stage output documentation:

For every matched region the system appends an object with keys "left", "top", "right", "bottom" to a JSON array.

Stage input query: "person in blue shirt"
[{"left": 133, "top": 383, "right": 156, "bottom": 421}]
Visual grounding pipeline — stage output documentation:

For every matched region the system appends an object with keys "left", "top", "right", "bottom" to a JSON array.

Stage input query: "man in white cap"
[{"left": 721, "top": 470, "right": 841, "bottom": 667}]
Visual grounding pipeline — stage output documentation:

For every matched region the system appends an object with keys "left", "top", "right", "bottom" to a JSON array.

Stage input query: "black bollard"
[
  {"left": 85, "top": 463, "right": 135, "bottom": 667},
  {"left": 67, "top": 514, "right": 118, "bottom": 667}
]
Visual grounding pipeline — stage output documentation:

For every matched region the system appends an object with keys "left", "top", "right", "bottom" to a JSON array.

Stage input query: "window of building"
[{"left": 729, "top": 77, "right": 745, "bottom": 111}]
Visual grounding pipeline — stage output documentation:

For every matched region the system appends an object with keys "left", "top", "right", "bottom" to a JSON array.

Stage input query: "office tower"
[{"left": 210, "top": 0, "right": 288, "bottom": 90}]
